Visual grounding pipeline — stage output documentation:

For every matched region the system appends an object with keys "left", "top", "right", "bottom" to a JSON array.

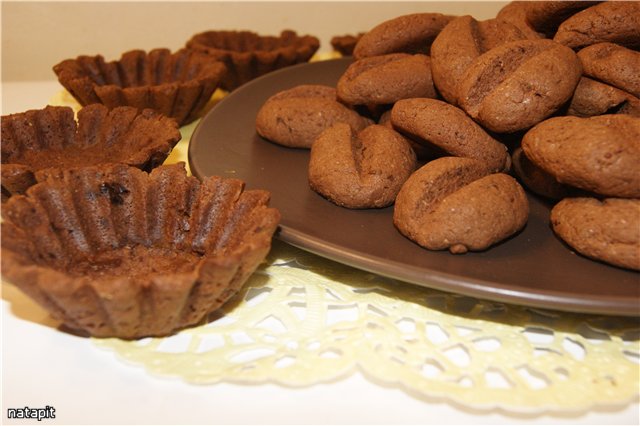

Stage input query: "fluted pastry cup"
[
  {"left": 1, "top": 163, "right": 280, "bottom": 339},
  {"left": 186, "top": 30, "right": 319, "bottom": 90},
  {"left": 53, "top": 48, "right": 226, "bottom": 126},
  {"left": 1, "top": 104, "right": 181, "bottom": 201}
]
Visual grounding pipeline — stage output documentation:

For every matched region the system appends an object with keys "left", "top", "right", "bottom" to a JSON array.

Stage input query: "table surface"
[{"left": 2, "top": 81, "right": 639, "bottom": 426}]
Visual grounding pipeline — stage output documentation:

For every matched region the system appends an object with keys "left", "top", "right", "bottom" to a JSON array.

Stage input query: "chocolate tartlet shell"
[
  {"left": 186, "top": 30, "right": 319, "bottom": 91},
  {"left": 1, "top": 105, "right": 181, "bottom": 201},
  {"left": 53, "top": 48, "right": 226, "bottom": 125},
  {"left": 1, "top": 163, "right": 280, "bottom": 338}
]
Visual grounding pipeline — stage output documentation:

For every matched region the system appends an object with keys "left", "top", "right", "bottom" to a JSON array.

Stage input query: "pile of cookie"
[{"left": 256, "top": 1, "right": 640, "bottom": 270}]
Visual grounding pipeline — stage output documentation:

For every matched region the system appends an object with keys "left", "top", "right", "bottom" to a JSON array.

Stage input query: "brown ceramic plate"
[{"left": 189, "top": 58, "right": 640, "bottom": 316}]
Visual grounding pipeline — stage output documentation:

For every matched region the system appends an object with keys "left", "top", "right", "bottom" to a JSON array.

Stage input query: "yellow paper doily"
[
  {"left": 93, "top": 241, "right": 639, "bottom": 412},
  {"left": 49, "top": 79, "right": 639, "bottom": 414}
]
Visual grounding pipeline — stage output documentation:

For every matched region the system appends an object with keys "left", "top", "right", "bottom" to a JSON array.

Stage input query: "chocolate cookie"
[
  {"left": 336, "top": 54, "right": 436, "bottom": 107},
  {"left": 551, "top": 198, "right": 640, "bottom": 271},
  {"left": 511, "top": 147, "right": 572, "bottom": 200},
  {"left": 525, "top": 1, "right": 601, "bottom": 37},
  {"left": 430, "top": 15, "right": 532, "bottom": 105},
  {"left": 457, "top": 39, "right": 582, "bottom": 133},
  {"left": 393, "top": 157, "right": 529, "bottom": 254},
  {"left": 390, "top": 98, "right": 510, "bottom": 172},
  {"left": 308, "top": 123, "right": 416, "bottom": 209},
  {"left": 267, "top": 84, "right": 337, "bottom": 102},
  {"left": 495, "top": 2, "right": 545, "bottom": 40},
  {"left": 567, "top": 77, "right": 640, "bottom": 117},
  {"left": 577, "top": 43, "right": 640, "bottom": 98},
  {"left": 353, "top": 13, "right": 455, "bottom": 59},
  {"left": 554, "top": 1, "right": 640, "bottom": 50},
  {"left": 378, "top": 110, "right": 440, "bottom": 161},
  {"left": 255, "top": 85, "right": 371, "bottom": 148},
  {"left": 522, "top": 115, "right": 640, "bottom": 198},
  {"left": 496, "top": 1, "right": 599, "bottom": 39}
]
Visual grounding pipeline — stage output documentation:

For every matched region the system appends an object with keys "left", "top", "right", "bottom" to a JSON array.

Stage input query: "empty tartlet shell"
[
  {"left": 53, "top": 48, "right": 226, "bottom": 126},
  {"left": 1, "top": 163, "right": 280, "bottom": 339},
  {"left": 1, "top": 104, "right": 181, "bottom": 202},
  {"left": 331, "top": 33, "right": 364, "bottom": 56},
  {"left": 186, "top": 30, "right": 320, "bottom": 91}
]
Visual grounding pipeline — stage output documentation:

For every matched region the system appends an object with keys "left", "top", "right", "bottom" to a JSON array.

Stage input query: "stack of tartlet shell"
[
  {"left": 186, "top": 29, "right": 320, "bottom": 91},
  {"left": 3, "top": 38, "right": 286, "bottom": 339},
  {"left": 53, "top": 48, "right": 227, "bottom": 126},
  {"left": 1, "top": 163, "right": 280, "bottom": 338}
]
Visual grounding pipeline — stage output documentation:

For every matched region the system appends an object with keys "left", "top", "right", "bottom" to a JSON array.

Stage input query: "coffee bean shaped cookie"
[
  {"left": 568, "top": 77, "right": 640, "bottom": 117},
  {"left": 551, "top": 198, "right": 640, "bottom": 270},
  {"left": 353, "top": 13, "right": 455, "bottom": 59},
  {"left": 578, "top": 43, "right": 640, "bottom": 98},
  {"left": 336, "top": 54, "right": 436, "bottom": 106},
  {"left": 496, "top": 1, "right": 598, "bottom": 39},
  {"left": 266, "top": 84, "right": 337, "bottom": 101},
  {"left": 522, "top": 115, "right": 640, "bottom": 198},
  {"left": 378, "top": 110, "right": 441, "bottom": 161},
  {"left": 495, "top": 2, "right": 545, "bottom": 40},
  {"left": 554, "top": 1, "right": 640, "bottom": 50},
  {"left": 458, "top": 39, "right": 582, "bottom": 133},
  {"left": 394, "top": 157, "right": 529, "bottom": 254},
  {"left": 430, "top": 15, "right": 531, "bottom": 105},
  {"left": 256, "top": 85, "right": 371, "bottom": 148},
  {"left": 391, "top": 98, "right": 510, "bottom": 172},
  {"left": 308, "top": 123, "right": 416, "bottom": 209},
  {"left": 511, "top": 147, "right": 572, "bottom": 200},
  {"left": 524, "top": 1, "right": 601, "bottom": 38}
]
